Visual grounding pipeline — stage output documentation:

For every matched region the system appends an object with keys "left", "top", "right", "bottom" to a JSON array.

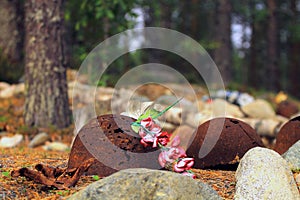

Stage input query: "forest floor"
[
  {"left": 0, "top": 94, "right": 299, "bottom": 200},
  {"left": 0, "top": 95, "right": 237, "bottom": 199}
]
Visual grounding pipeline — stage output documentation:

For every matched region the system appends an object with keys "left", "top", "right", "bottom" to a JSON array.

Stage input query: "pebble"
[
  {"left": 28, "top": 132, "right": 49, "bottom": 148},
  {"left": 241, "top": 99, "right": 275, "bottom": 119},
  {"left": 0, "top": 134, "right": 23, "bottom": 148},
  {"left": 42, "top": 142, "right": 69, "bottom": 151}
]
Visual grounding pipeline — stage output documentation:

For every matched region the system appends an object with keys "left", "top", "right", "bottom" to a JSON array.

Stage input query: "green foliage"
[
  {"left": 0, "top": 48, "right": 23, "bottom": 83},
  {"left": 289, "top": 24, "right": 300, "bottom": 42},
  {"left": 65, "top": 0, "right": 138, "bottom": 72},
  {"left": 92, "top": 175, "right": 100, "bottom": 181},
  {"left": 0, "top": 116, "right": 8, "bottom": 122},
  {"left": 1, "top": 171, "right": 11, "bottom": 178},
  {"left": 50, "top": 189, "right": 70, "bottom": 196}
]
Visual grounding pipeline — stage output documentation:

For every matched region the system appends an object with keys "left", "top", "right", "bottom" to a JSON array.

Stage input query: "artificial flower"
[
  {"left": 158, "top": 136, "right": 186, "bottom": 167},
  {"left": 173, "top": 158, "right": 194, "bottom": 173},
  {"left": 140, "top": 117, "right": 154, "bottom": 128},
  {"left": 153, "top": 131, "right": 170, "bottom": 147},
  {"left": 182, "top": 171, "right": 196, "bottom": 179}
]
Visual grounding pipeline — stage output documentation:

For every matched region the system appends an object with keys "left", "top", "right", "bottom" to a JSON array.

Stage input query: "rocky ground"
[{"left": 0, "top": 75, "right": 300, "bottom": 199}]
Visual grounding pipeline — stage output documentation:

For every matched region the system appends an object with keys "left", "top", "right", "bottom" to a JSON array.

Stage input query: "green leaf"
[
  {"left": 131, "top": 123, "right": 140, "bottom": 133},
  {"left": 136, "top": 108, "right": 160, "bottom": 123},
  {"left": 151, "top": 97, "right": 182, "bottom": 119},
  {"left": 92, "top": 175, "right": 100, "bottom": 181},
  {"left": 2, "top": 171, "right": 10, "bottom": 178}
]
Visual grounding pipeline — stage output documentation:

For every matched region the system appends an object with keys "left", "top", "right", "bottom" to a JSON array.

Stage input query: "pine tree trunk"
[
  {"left": 249, "top": 2, "right": 258, "bottom": 88},
  {"left": 266, "top": 0, "right": 280, "bottom": 91},
  {"left": 24, "top": 0, "right": 71, "bottom": 128},
  {"left": 214, "top": 0, "right": 232, "bottom": 85},
  {"left": 0, "top": 0, "right": 24, "bottom": 82},
  {"left": 0, "top": 0, "right": 23, "bottom": 63},
  {"left": 288, "top": 0, "right": 300, "bottom": 98}
]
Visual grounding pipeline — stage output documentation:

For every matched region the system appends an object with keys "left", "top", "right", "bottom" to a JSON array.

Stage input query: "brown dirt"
[{"left": 0, "top": 145, "right": 237, "bottom": 199}]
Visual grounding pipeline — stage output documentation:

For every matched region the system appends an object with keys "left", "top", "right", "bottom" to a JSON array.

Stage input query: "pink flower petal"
[
  {"left": 158, "top": 151, "right": 169, "bottom": 167},
  {"left": 171, "top": 136, "right": 181, "bottom": 147},
  {"left": 182, "top": 172, "right": 196, "bottom": 179},
  {"left": 173, "top": 165, "right": 185, "bottom": 173},
  {"left": 140, "top": 117, "right": 154, "bottom": 128},
  {"left": 150, "top": 124, "right": 161, "bottom": 134}
]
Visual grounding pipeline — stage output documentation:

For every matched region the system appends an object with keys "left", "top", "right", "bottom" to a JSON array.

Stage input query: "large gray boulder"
[
  {"left": 68, "top": 168, "right": 221, "bottom": 200},
  {"left": 235, "top": 147, "right": 300, "bottom": 200}
]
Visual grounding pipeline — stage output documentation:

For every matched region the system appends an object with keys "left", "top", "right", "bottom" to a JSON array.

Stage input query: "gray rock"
[
  {"left": 185, "top": 112, "right": 212, "bottom": 128},
  {"left": 164, "top": 107, "right": 183, "bottom": 125},
  {"left": 235, "top": 147, "right": 300, "bottom": 200},
  {"left": 255, "top": 118, "right": 281, "bottom": 137},
  {"left": 0, "top": 134, "right": 23, "bottom": 148},
  {"left": 282, "top": 140, "right": 300, "bottom": 171},
  {"left": 241, "top": 99, "right": 275, "bottom": 119},
  {"left": 0, "top": 82, "right": 10, "bottom": 91},
  {"left": 42, "top": 142, "right": 69, "bottom": 151},
  {"left": 0, "top": 83, "right": 24, "bottom": 98},
  {"left": 211, "top": 98, "right": 244, "bottom": 118},
  {"left": 68, "top": 168, "right": 221, "bottom": 200},
  {"left": 28, "top": 132, "right": 49, "bottom": 148}
]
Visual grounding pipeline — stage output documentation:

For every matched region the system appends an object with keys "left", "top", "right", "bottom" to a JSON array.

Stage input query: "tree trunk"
[
  {"left": 214, "top": 0, "right": 232, "bottom": 85},
  {"left": 0, "top": 0, "right": 24, "bottom": 82},
  {"left": 249, "top": 2, "right": 258, "bottom": 88},
  {"left": 24, "top": 0, "right": 71, "bottom": 128},
  {"left": 266, "top": 0, "right": 280, "bottom": 91},
  {"left": 288, "top": 0, "right": 300, "bottom": 98},
  {"left": 0, "top": 0, "right": 23, "bottom": 63}
]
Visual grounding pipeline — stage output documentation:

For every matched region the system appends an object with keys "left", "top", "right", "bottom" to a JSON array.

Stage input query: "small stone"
[
  {"left": 276, "top": 100, "right": 299, "bottom": 118},
  {"left": 241, "top": 99, "right": 275, "bottom": 119},
  {"left": 274, "top": 116, "right": 300, "bottom": 154},
  {"left": 29, "top": 132, "right": 49, "bottom": 148},
  {"left": 239, "top": 118, "right": 260, "bottom": 129},
  {"left": 164, "top": 107, "right": 182, "bottom": 125},
  {"left": 255, "top": 118, "right": 281, "bottom": 138},
  {"left": 211, "top": 98, "right": 244, "bottom": 118},
  {"left": 161, "top": 121, "right": 176, "bottom": 132},
  {"left": 186, "top": 118, "right": 264, "bottom": 168},
  {"left": 185, "top": 112, "right": 212, "bottom": 128},
  {"left": 42, "top": 142, "right": 69, "bottom": 151},
  {"left": 282, "top": 140, "right": 300, "bottom": 171},
  {"left": 235, "top": 147, "right": 299, "bottom": 200},
  {"left": 68, "top": 168, "right": 222, "bottom": 200},
  {"left": 0, "top": 83, "right": 24, "bottom": 98},
  {"left": 0, "top": 82, "right": 10, "bottom": 91},
  {"left": 0, "top": 134, "right": 23, "bottom": 148},
  {"left": 0, "top": 86, "right": 14, "bottom": 98}
]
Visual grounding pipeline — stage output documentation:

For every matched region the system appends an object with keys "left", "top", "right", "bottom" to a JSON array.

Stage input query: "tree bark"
[
  {"left": 24, "top": 0, "right": 71, "bottom": 128},
  {"left": 0, "top": 0, "right": 23, "bottom": 63},
  {"left": 249, "top": 1, "right": 258, "bottom": 88},
  {"left": 214, "top": 0, "right": 232, "bottom": 85},
  {"left": 288, "top": 0, "right": 300, "bottom": 98},
  {"left": 266, "top": 0, "right": 280, "bottom": 91},
  {"left": 0, "top": 0, "right": 24, "bottom": 82}
]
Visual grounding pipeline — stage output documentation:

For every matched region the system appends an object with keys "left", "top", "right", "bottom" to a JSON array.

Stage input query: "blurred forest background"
[{"left": 0, "top": 0, "right": 299, "bottom": 97}]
